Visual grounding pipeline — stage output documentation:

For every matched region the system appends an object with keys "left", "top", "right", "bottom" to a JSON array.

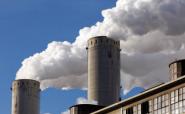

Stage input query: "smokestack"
[
  {"left": 87, "top": 36, "right": 120, "bottom": 106},
  {"left": 11, "top": 79, "right": 40, "bottom": 114},
  {"left": 169, "top": 59, "right": 185, "bottom": 81},
  {"left": 70, "top": 104, "right": 104, "bottom": 114}
]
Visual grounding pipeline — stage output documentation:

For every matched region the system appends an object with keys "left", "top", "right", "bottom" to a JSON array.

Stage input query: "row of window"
[{"left": 122, "top": 86, "right": 185, "bottom": 114}]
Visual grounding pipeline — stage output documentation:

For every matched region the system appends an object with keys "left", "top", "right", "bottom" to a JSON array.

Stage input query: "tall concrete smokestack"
[
  {"left": 11, "top": 79, "right": 40, "bottom": 114},
  {"left": 87, "top": 36, "right": 120, "bottom": 106}
]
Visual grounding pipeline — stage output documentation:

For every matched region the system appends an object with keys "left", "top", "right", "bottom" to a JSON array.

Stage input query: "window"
[
  {"left": 141, "top": 101, "right": 149, "bottom": 114},
  {"left": 123, "top": 109, "right": 126, "bottom": 114},
  {"left": 179, "top": 88, "right": 183, "bottom": 101},
  {"left": 149, "top": 100, "right": 153, "bottom": 112},
  {"left": 95, "top": 40, "right": 97, "bottom": 44},
  {"left": 171, "top": 91, "right": 175, "bottom": 104},
  {"left": 154, "top": 98, "right": 158, "bottom": 110},
  {"left": 133, "top": 106, "right": 137, "bottom": 114},
  {"left": 126, "top": 107, "right": 133, "bottom": 114},
  {"left": 138, "top": 104, "right": 141, "bottom": 114}
]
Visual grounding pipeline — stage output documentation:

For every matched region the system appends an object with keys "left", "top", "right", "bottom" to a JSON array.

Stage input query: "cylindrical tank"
[
  {"left": 87, "top": 36, "right": 121, "bottom": 106},
  {"left": 169, "top": 59, "right": 185, "bottom": 81},
  {"left": 11, "top": 79, "right": 40, "bottom": 114},
  {"left": 70, "top": 104, "right": 104, "bottom": 114}
]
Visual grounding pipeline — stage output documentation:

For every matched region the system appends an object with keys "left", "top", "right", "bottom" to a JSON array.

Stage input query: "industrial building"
[
  {"left": 11, "top": 36, "right": 185, "bottom": 114},
  {"left": 91, "top": 60, "right": 185, "bottom": 114}
]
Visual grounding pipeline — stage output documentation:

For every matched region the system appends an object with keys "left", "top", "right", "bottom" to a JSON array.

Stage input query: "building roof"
[{"left": 91, "top": 75, "right": 185, "bottom": 114}]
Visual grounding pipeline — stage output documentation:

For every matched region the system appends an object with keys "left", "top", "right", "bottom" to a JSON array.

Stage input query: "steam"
[
  {"left": 76, "top": 97, "right": 97, "bottom": 105},
  {"left": 61, "top": 97, "right": 97, "bottom": 114},
  {"left": 16, "top": 0, "right": 185, "bottom": 91}
]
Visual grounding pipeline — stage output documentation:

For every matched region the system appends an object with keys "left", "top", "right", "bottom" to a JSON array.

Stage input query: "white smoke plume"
[
  {"left": 16, "top": 0, "right": 185, "bottom": 92},
  {"left": 76, "top": 97, "right": 97, "bottom": 105},
  {"left": 61, "top": 97, "right": 97, "bottom": 114},
  {"left": 61, "top": 110, "right": 70, "bottom": 114}
]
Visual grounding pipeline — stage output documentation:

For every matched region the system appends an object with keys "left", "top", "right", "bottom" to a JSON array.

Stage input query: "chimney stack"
[
  {"left": 11, "top": 79, "right": 40, "bottom": 114},
  {"left": 86, "top": 36, "right": 121, "bottom": 106}
]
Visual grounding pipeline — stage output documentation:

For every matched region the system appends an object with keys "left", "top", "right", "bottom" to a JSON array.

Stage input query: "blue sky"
[{"left": 0, "top": 0, "right": 119, "bottom": 114}]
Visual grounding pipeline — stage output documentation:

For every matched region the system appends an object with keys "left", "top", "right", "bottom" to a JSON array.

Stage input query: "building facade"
[
  {"left": 91, "top": 59, "right": 185, "bottom": 114},
  {"left": 91, "top": 76, "right": 185, "bottom": 114}
]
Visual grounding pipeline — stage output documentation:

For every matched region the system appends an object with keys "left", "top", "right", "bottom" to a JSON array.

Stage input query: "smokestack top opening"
[{"left": 87, "top": 36, "right": 120, "bottom": 49}]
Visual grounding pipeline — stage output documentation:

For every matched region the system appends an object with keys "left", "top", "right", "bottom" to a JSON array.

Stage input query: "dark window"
[
  {"left": 141, "top": 101, "right": 149, "bottom": 114},
  {"left": 95, "top": 40, "right": 97, "bottom": 44},
  {"left": 181, "top": 61, "right": 185, "bottom": 76},
  {"left": 126, "top": 107, "right": 133, "bottom": 114}
]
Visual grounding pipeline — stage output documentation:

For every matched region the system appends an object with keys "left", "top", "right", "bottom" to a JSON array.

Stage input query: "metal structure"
[
  {"left": 87, "top": 36, "right": 121, "bottom": 106},
  {"left": 11, "top": 79, "right": 40, "bottom": 114},
  {"left": 70, "top": 104, "right": 104, "bottom": 114},
  {"left": 169, "top": 59, "right": 185, "bottom": 81}
]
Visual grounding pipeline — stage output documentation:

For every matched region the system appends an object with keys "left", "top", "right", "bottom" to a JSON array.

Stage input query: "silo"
[
  {"left": 87, "top": 36, "right": 121, "bottom": 106},
  {"left": 11, "top": 79, "right": 40, "bottom": 114},
  {"left": 169, "top": 59, "right": 185, "bottom": 81}
]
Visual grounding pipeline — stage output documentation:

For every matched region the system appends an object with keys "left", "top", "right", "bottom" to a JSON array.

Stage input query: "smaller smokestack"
[
  {"left": 70, "top": 104, "right": 104, "bottom": 114},
  {"left": 11, "top": 79, "right": 40, "bottom": 114},
  {"left": 169, "top": 59, "right": 185, "bottom": 81}
]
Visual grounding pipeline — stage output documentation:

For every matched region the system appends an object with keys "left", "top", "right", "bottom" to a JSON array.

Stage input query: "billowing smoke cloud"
[
  {"left": 61, "top": 97, "right": 97, "bottom": 114},
  {"left": 76, "top": 97, "right": 97, "bottom": 105},
  {"left": 61, "top": 110, "right": 70, "bottom": 114},
  {"left": 16, "top": 0, "right": 185, "bottom": 92}
]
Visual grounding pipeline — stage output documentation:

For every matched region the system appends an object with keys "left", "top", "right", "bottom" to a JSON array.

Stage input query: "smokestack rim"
[
  {"left": 87, "top": 36, "right": 119, "bottom": 42},
  {"left": 169, "top": 59, "right": 185, "bottom": 67},
  {"left": 13, "top": 79, "right": 40, "bottom": 83},
  {"left": 87, "top": 36, "right": 120, "bottom": 49},
  {"left": 69, "top": 104, "right": 104, "bottom": 109},
  {"left": 12, "top": 79, "right": 40, "bottom": 90}
]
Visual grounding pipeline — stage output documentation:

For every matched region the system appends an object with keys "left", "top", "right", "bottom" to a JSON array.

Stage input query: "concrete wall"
[
  {"left": 87, "top": 36, "right": 120, "bottom": 106},
  {"left": 107, "top": 108, "right": 122, "bottom": 114},
  {"left": 11, "top": 79, "right": 40, "bottom": 114}
]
